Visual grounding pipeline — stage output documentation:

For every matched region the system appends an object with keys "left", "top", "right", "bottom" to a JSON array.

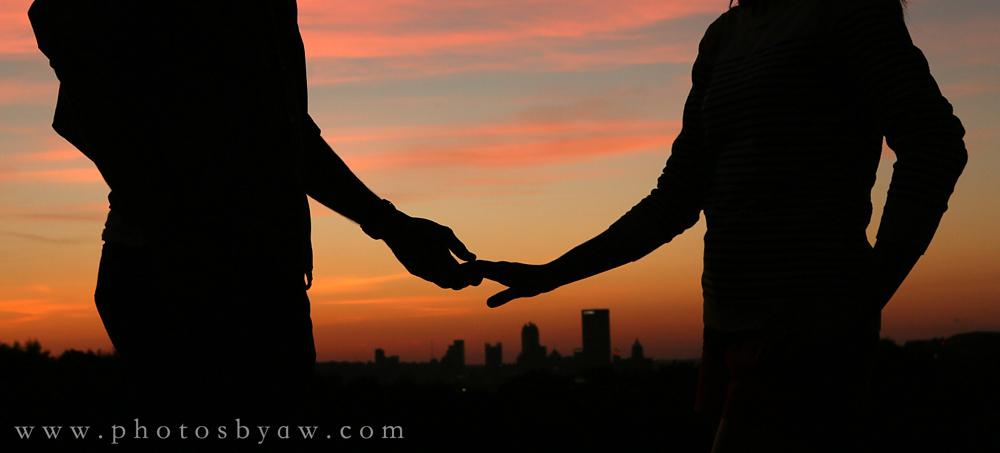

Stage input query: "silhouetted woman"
[{"left": 472, "top": 0, "right": 966, "bottom": 451}]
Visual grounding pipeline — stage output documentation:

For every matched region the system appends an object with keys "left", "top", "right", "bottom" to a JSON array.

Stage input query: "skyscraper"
[
  {"left": 517, "top": 322, "right": 547, "bottom": 370},
  {"left": 522, "top": 322, "right": 540, "bottom": 351},
  {"left": 581, "top": 309, "right": 610, "bottom": 366},
  {"left": 441, "top": 339, "right": 465, "bottom": 372},
  {"left": 485, "top": 342, "right": 502, "bottom": 370}
]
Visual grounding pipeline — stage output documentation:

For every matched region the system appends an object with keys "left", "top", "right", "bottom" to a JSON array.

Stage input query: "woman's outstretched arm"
[{"left": 472, "top": 17, "right": 726, "bottom": 307}]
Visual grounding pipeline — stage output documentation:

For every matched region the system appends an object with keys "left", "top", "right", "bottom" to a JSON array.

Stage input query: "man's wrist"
[{"left": 360, "top": 199, "right": 409, "bottom": 240}]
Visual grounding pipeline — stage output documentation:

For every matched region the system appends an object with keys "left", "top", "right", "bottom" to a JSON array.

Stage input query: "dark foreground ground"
[{"left": 2, "top": 332, "right": 998, "bottom": 451}]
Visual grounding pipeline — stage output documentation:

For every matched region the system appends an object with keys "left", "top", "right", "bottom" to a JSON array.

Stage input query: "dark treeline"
[{"left": 2, "top": 333, "right": 998, "bottom": 451}]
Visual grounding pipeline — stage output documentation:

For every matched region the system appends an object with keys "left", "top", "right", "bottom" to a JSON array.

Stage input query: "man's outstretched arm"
[{"left": 300, "top": 116, "right": 480, "bottom": 290}]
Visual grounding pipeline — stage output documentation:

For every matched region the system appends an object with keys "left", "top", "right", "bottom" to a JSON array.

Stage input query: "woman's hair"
[{"left": 730, "top": 0, "right": 907, "bottom": 7}]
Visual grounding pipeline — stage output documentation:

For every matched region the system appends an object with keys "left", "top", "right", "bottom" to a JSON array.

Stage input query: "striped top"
[{"left": 608, "top": 0, "right": 967, "bottom": 331}]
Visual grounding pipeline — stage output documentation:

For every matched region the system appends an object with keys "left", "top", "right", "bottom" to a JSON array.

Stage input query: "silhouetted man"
[{"left": 28, "top": 0, "right": 479, "bottom": 409}]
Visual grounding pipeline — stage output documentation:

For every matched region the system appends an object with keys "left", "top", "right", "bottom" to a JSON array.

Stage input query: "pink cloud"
[
  {"left": 0, "top": 201, "right": 107, "bottom": 222},
  {"left": 329, "top": 119, "right": 678, "bottom": 170},
  {"left": 940, "top": 81, "right": 999, "bottom": 97},
  {"left": 303, "top": 37, "right": 696, "bottom": 84},
  {"left": 323, "top": 120, "right": 678, "bottom": 144},
  {"left": 0, "top": 167, "right": 103, "bottom": 183},
  {"left": 298, "top": 0, "right": 723, "bottom": 37},
  {"left": 298, "top": 0, "right": 724, "bottom": 82},
  {"left": 0, "top": 0, "right": 724, "bottom": 61},
  {"left": 351, "top": 132, "right": 670, "bottom": 169},
  {"left": 0, "top": 136, "right": 102, "bottom": 183},
  {"left": 0, "top": 5, "right": 36, "bottom": 55},
  {"left": 8, "top": 148, "right": 83, "bottom": 162},
  {"left": 0, "top": 79, "right": 56, "bottom": 105}
]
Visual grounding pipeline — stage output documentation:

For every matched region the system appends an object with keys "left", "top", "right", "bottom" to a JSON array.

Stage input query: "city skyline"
[{"left": 368, "top": 309, "right": 658, "bottom": 365}]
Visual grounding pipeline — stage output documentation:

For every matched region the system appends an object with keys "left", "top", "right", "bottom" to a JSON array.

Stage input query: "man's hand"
[
  {"left": 381, "top": 216, "right": 481, "bottom": 290},
  {"left": 465, "top": 261, "right": 561, "bottom": 307}
]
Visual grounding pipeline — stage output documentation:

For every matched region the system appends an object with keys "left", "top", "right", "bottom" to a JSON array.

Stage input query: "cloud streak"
[
  {"left": 0, "top": 167, "right": 102, "bottom": 183},
  {"left": 315, "top": 295, "right": 464, "bottom": 306},
  {"left": 298, "top": 0, "right": 723, "bottom": 43},
  {"left": 299, "top": 0, "right": 723, "bottom": 82},
  {"left": 0, "top": 298, "right": 93, "bottom": 325},
  {"left": 0, "top": 230, "right": 88, "bottom": 245},
  {"left": 6, "top": 148, "right": 83, "bottom": 162},
  {"left": 350, "top": 132, "right": 671, "bottom": 169},
  {"left": 0, "top": 4, "right": 36, "bottom": 55},
  {"left": 0, "top": 202, "right": 107, "bottom": 222},
  {"left": 309, "top": 273, "right": 412, "bottom": 294},
  {"left": 329, "top": 119, "right": 678, "bottom": 170},
  {"left": 0, "top": 78, "right": 56, "bottom": 105}
]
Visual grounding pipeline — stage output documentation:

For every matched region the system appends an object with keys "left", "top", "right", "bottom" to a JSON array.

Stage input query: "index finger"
[
  {"left": 487, "top": 287, "right": 535, "bottom": 308},
  {"left": 446, "top": 229, "right": 477, "bottom": 262}
]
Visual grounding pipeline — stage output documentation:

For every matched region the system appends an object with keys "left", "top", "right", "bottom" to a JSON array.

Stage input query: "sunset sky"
[{"left": 1, "top": 0, "right": 997, "bottom": 364}]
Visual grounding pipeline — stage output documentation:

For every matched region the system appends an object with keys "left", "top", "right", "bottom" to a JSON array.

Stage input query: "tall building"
[
  {"left": 631, "top": 338, "right": 644, "bottom": 360},
  {"left": 485, "top": 342, "right": 502, "bottom": 370},
  {"left": 375, "top": 348, "right": 399, "bottom": 366},
  {"left": 522, "top": 322, "right": 540, "bottom": 351},
  {"left": 517, "top": 322, "right": 547, "bottom": 369},
  {"left": 441, "top": 339, "right": 465, "bottom": 372},
  {"left": 581, "top": 309, "right": 610, "bottom": 366}
]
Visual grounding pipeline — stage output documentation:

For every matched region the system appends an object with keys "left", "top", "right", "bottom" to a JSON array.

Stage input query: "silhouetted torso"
[
  {"left": 609, "top": 0, "right": 966, "bottom": 332},
  {"left": 29, "top": 0, "right": 322, "bottom": 402},
  {"left": 34, "top": 1, "right": 314, "bottom": 273}
]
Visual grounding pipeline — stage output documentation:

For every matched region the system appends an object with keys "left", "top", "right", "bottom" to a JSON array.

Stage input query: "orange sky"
[{"left": 1, "top": 0, "right": 998, "bottom": 363}]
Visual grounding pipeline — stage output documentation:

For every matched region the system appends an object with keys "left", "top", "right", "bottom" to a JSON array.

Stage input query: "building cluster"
[
  {"left": 374, "top": 309, "right": 653, "bottom": 374},
  {"left": 374, "top": 348, "right": 399, "bottom": 366}
]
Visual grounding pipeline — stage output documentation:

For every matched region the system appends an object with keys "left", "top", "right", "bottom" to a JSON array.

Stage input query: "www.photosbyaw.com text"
[{"left": 13, "top": 419, "right": 403, "bottom": 444}]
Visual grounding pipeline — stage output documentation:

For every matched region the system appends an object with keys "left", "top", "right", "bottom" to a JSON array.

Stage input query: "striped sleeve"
[
  {"left": 599, "top": 16, "right": 722, "bottom": 262},
  {"left": 836, "top": 0, "right": 968, "bottom": 255}
]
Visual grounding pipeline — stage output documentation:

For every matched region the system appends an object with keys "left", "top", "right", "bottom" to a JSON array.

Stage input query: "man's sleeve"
[{"left": 299, "top": 115, "right": 396, "bottom": 229}]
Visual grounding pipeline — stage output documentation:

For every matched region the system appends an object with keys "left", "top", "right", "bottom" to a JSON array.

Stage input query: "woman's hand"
[{"left": 466, "top": 261, "right": 562, "bottom": 307}]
